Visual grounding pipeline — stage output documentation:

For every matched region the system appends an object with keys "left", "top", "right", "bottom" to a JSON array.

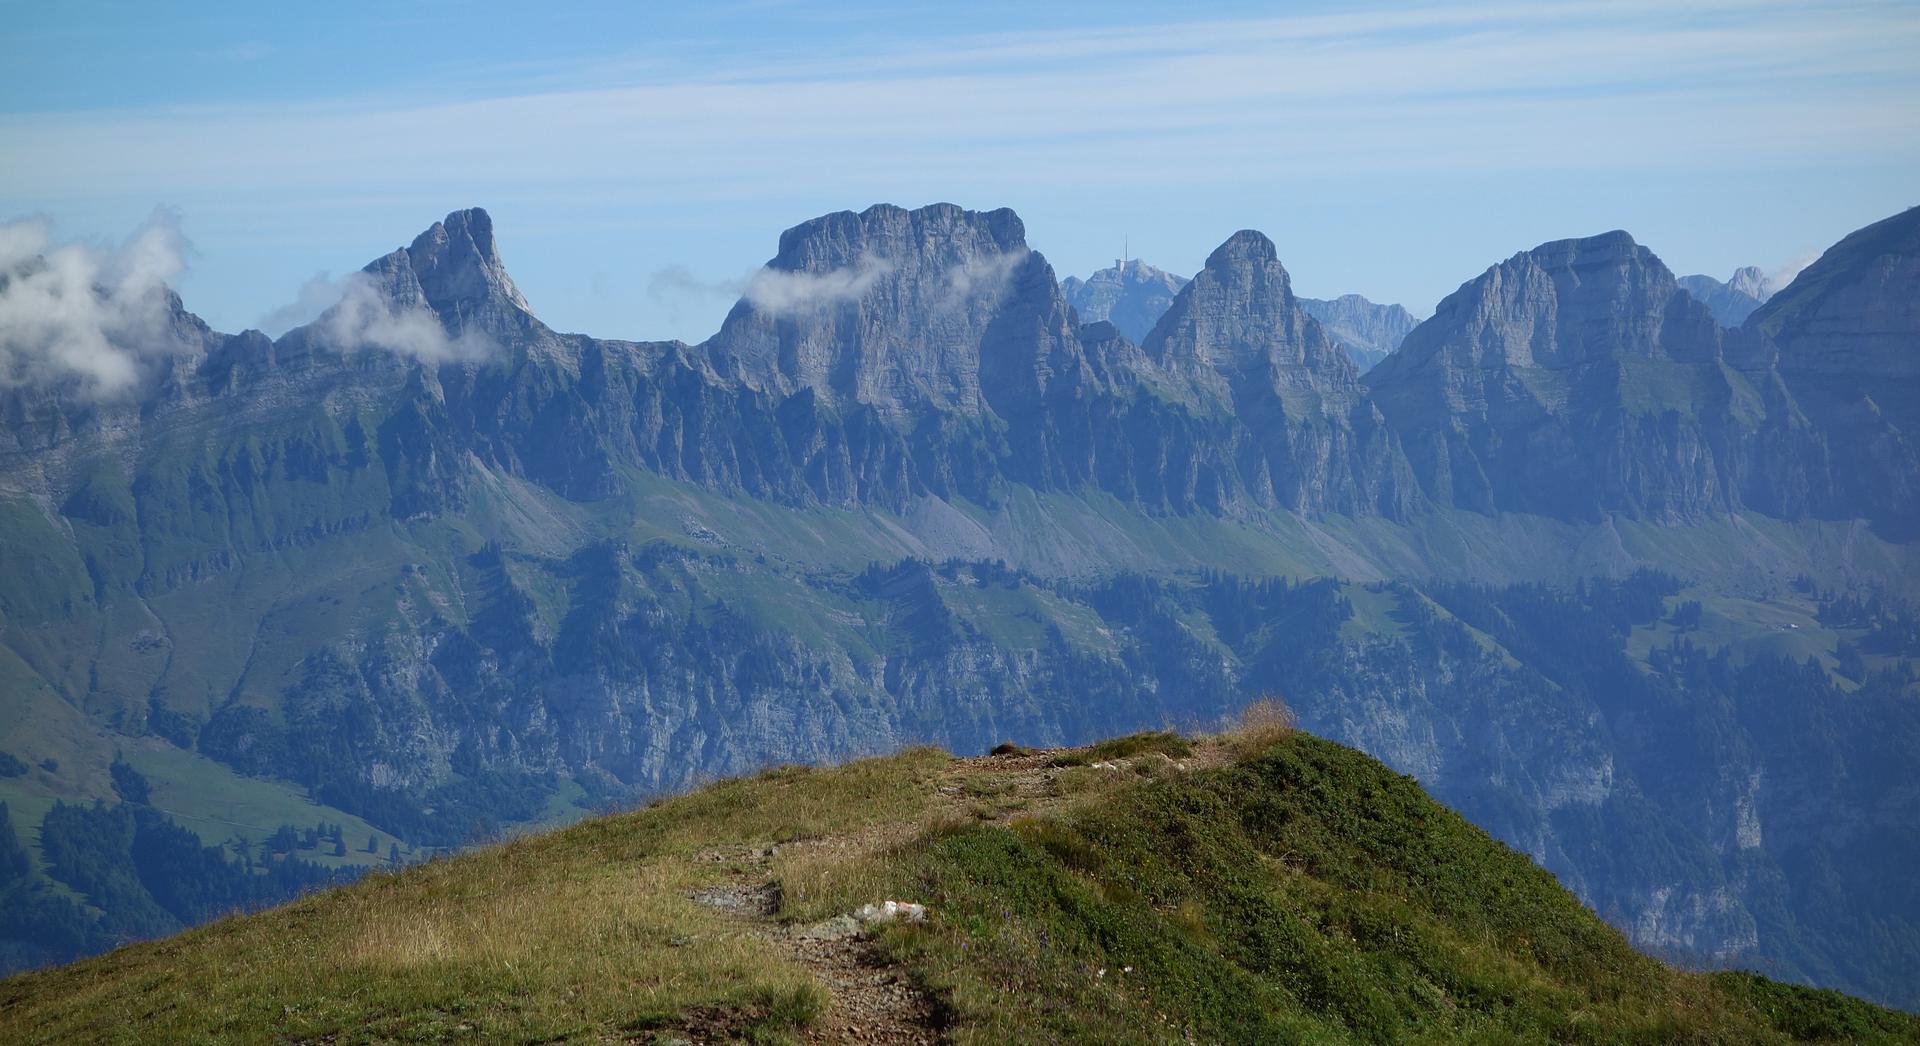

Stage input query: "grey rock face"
[
  {"left": 1061, "top": 259, "right": 1188, "bottom": 343},
  {"left": 1678, "top": 266, "right": 1775, "bottom": 328},
  {"left": 703, "top": 203, "right": 1088, "bottom": 419},
  {"left": 1754, "top": 207, "right": 1920, "bottom": 420},
  {"left": 350, "top": 207, "right": 546, "bottom": 351},
  {"left": 1749, "top": 206, "right": 1920, "bottom": 528},
  {"left": 1138, "top": 230, "right": 1419, "bottom": 517},
  {"left": 1143, "top": 231, "right": 1365, "bottom": 414},
  {"left": 1298, "top": 294, "right": 1421, "bottom": 372},
  {"left": 1364, "top": 230, "right": 1833, "bottom": 522}
]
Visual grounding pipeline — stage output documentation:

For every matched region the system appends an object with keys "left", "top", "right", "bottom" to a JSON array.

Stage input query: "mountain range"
[{"left": 0, "top": 201, "right": 1915, "bottom": 1005}]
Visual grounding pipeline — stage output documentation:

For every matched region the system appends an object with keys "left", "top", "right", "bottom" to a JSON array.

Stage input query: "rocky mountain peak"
[
  {"left": 403, "top": 208, "right": 531, "bottom": 317},
  {"left": 1060, "top": 259, "right": 1188, "bottom": 343},
  {"left": 1365, "top": 229, "right": 1748, "bottom": 519},
  {"left": 1206, "top": 229, "right": 1282, "bottom": 270},
  {"left": 1389, "top": 229, "right": 1712, "bottom": 373},
  {"left": 1678, "top": 265, "right": 1776, "bottom": 328},
  {"left": 1726, "top": 265, "right": 1774, "bottom": 301},
  {"left": 346, "top": 207, "right": 533, "bottom": 344},
  {"left": 705, "top": 202, "right": 1081, "bottom": 417},
  {"left": 1143, "top": 229, "right": 1353, "bottom": 393},
  {"left": 769, "top": 202, "right": 1027, "bottom": 273}
]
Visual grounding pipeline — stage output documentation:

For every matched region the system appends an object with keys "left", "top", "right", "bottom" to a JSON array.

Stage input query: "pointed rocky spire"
[
  {"left": 352, "top": 207, "right": 531, "bottom": 332},
  {"left": 1141, "top": 229, "right": 1358, "bottom": 408},
  {"left": 405, "top": 208, "right": 530, "bottom": 316}
]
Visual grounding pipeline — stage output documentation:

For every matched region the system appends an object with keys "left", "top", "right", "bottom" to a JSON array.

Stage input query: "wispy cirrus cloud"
[
  {"left": 4, "top": 0, "right": 1914, "bottom": 341},
  {"left": 4, "top": 0, "right": 1916, "bottom": 204}
]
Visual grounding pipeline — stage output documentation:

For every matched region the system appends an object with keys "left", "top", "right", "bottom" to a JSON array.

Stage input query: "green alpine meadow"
[{"left": 6, "top": 722, "right": 1916, "bottom": 1043}]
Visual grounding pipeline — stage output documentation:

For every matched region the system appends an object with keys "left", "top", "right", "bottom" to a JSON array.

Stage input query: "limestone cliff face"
[
  {"left": 1364, "top": 230, "right": 1838, "bottom": 523},
  {"left": 1145, "top": 231, "right": 1360, "bottom": 399},
  {"left": 1749, "top": 207, "right": 1920, "bottom": 530},
  {"left": 1138, "top": 230, "right": 1419, "bottom": 517},
  {"left": 703, "top": 203, "right": 1091, "bottom": 421}
]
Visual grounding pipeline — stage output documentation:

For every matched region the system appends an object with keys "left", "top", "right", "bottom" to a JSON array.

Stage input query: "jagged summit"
[
  {"left": 1726, "top": 265, "right": 1774, "bottom": 300},
  {"left": 1380, "top": 228, "right": 1711, "bottom": 375},
  {"left": 1137, "top": 229, "right": 1414, "bottom": 516},
  {"left": 704, "top": 202, "right": 1078, "bottom": 417},
  {"left": 1678, "top": 265, "right": 1777, "bottom": 328},
  {"left": 1365, "top": 229, "right": 1780, "bottom": 519},
  {"left": 357, "top": 207, "right": 532, "bottom": 329},
  {"left": 402, "top": 207, "right": 531, "bottom": 317},
  {"left": 1144, "top": 228, "right": 1353, "bottom": 387}
]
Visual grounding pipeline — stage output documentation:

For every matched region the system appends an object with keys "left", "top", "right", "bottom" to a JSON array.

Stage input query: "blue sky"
[{"left": 3, "top": 0, "right": 1917, "bottom": 342}]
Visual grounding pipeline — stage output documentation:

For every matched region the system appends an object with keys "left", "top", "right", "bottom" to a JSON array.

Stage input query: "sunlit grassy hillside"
[{"left": 2, "top": 716, "right": 1913, "bottom": 1045}]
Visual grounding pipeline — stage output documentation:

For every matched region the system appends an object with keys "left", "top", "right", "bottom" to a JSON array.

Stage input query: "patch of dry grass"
[
  {"left": 1222, "top": 694, "right": 1299, "bottom": 758},
  {"left": 0, "top": 746, "right": 951, "bottom": 1045}
]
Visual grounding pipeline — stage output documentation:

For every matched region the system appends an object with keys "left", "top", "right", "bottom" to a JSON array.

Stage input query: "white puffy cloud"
[
  {"left": 259, "top": 270, "right": 494, "bottom": 362},
  {"left": 742, "top": 256, "right": 893, "bottom": 315},
  {"left": 257, "top": 271, "right": 350, "bottom": 335},
  {"left": 650, "top": 250, "right": 1024, "bottom": 322},
  {"left": 941, "top": 248, "right": 1029, "bottom": 307},
  {"left": 0, "top": 209, "right": 192, "bottom": 394}
]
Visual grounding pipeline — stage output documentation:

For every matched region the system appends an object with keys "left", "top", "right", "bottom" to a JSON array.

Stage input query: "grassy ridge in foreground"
[{"left": 1, "top": 729, "right": 1913, "bottom": 1044}]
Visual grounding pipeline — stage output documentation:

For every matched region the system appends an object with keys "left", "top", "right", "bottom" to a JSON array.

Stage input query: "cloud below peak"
[
  {"left": 260, "top": 270, "right": 494, "bottom": 362},
  {"left": 0, "top": 209, "right": 192, "bottom": 394},
  {"left": 742, "top": 256, "right": 894, "bottom": 316}
]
